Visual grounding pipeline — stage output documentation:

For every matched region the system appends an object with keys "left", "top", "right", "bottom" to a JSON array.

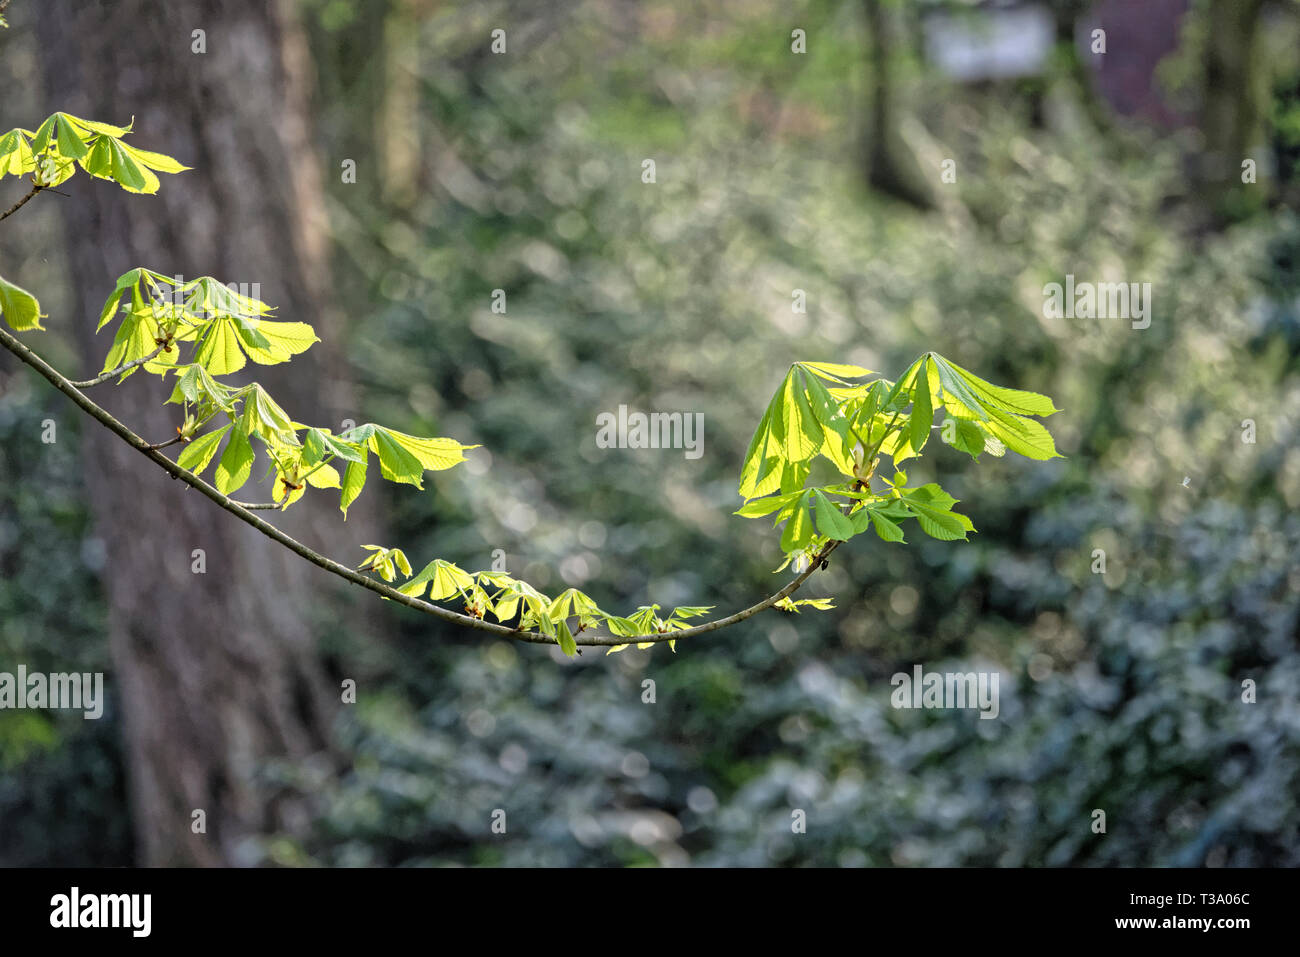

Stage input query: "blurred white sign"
[{"left": 924, "top": 5, "right": 1055, "bottom": 81}]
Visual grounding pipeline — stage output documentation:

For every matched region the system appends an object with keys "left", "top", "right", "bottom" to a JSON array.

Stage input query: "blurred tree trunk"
[
  {"left": 1200, "top": 0, "right": 1268, "bottom": 223},
  {"left": 1050, "top": 0, "right": 1114, "bottom": 136},
  {"left": 38, "top": 0, "right": 369, "bottom": 866},
  {"left": 861, "top": 0, "right": 935, "bottom": 210}
]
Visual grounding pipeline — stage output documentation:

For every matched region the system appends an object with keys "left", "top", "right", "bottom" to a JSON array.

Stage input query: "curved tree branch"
[
  {"left": 0, "top": 321, "right": 839, "bottom": 647},
  {"left": 0, "top": 184, "right": 42, "bottom": 223}
]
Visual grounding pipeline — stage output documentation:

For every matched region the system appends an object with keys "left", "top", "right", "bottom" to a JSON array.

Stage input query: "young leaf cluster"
[
  {"left": 86, "top": 268, "right": 476, "bottom": 512},
  {"left": 1, "top": 113, "right": 188, "bottom": 193},
  {"left": 1, "top": 258, "right": 478, "bottom": 514},
  {"left": 368, "top": 550, "right": 713, "bottom": 657},
  {"left": 737, "top": 353, "right": 1061, "bottom": 568}
]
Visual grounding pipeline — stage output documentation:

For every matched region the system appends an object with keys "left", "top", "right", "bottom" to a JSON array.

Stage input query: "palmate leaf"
[
  {"left": 160, "top": 372, "right": 467, "bottom": 516},
  {"left": 0, "top": 129, "right": 36, "bottom": 177},
  {"left": 926, "top": 353, "right": 1061, "bottom": 460},
  {"left": 240, "top": 384, "right": 300, "bottom": 450},
  {"left": 96, "top": 270, "right": 318, "bottom": 377},
  {"left": 16, "top": 247, "right": 485, "bottom": 544},
  {"left": 242, "top": 320, "right": 319, "bottom": 364},
  {"left": 191, "top": 314, "right": 318, "bottom": 376},
  {"left": 6, "top": 112, "right": 186, "bottom": 193},
  {"left": 599, "top": 601, "right": 695, "bottom": 653},
  {"left": 100, "top": 141, "right": 188, "bottom": 194},
  {"left": 31, "top": 113, "right": 89, "bottom": 161},
  {"left": 739, "top": 362, "right": 871, "bottom": 501},
  {"left": 550, "top": 587, "right": 604, "bottom": 625},
  {"left": 845, "top": 378, "right": 895, "bottom": 435},
  {"left": 77, "top": 122, "right": 189, "bottom": 195},
  {"left": 398, "top": 558, "right": 474, "bottom": 600},
  {"left": 30, "top": 113, "right": 130, "bottom": 155},
  {"left": 358, "top": 545, "right": 413, "bottom": 583},
  {"left": 190, "top": 319, "right": 246, "bottom": 376},
  {"left": 182, "top": 277, "right": 274, "bottom": 319},
  {"left": 337, "top": 424, "right": 479, "bottom": 491},
  {"left": 492, "top": 578, "right": 553, "bottom": 627},
  {"left": 597, "top": 603, "right": 716, "bottom": 652}
]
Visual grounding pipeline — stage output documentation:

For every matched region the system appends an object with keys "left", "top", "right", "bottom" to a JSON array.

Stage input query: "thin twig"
[
  {"left": 70, "top": 344, "right": 167, "bottom": 387},
  {"left": 0, "top": 322, "right": 838, "bottom": 647},
  {"left": 0, "top": 184, "right": 43, "bottom": 223},
  {"left": 230, "top": 501, "right": 283, "bottom": 510},
  {"left": 148, "top": 435, "right": 185, "bottom": 451}
]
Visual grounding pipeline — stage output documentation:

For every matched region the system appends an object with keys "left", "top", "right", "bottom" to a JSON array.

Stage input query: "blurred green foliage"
[
  {"left": 2, "top": 0, "right": 1297, "bottom": 866},
  {"left": 0, "top": 394, "right": 130, "bottom": 865},
  {"left": 276, "top": 0, "right": 1299, "bottom": 865}
]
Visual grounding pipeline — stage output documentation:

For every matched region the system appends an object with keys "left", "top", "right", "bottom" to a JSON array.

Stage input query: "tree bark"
[
  {"left": 862, "top": 0, "right": 935, "bottom": 210},
  {"left": 1199, "top": 0, "right": 1269, "bottom": 223},
  {"left": 37, "top": 0, "right": 367, "bottom": 866}
]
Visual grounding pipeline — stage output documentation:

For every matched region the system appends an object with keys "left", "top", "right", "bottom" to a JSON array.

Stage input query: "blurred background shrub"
[{"left": 1, "top": 0, "right": 1297, "bottom": 866}]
